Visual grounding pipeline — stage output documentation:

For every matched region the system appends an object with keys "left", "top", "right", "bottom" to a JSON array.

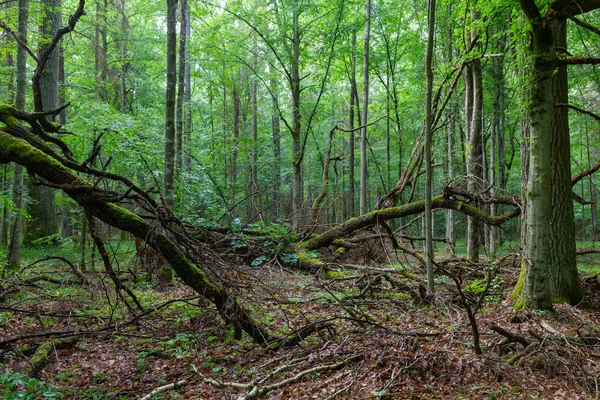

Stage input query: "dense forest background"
[{"left": 0, "top": 0, "right": 600, "bottom": 398}]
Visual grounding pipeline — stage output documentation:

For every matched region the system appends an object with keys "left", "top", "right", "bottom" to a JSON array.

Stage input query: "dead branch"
[
  {"left": 86, "top": 210, "right": 144, "bottom": 313},
  {"left": 490, "top": 325, "right": 531, "bottom": 347},
  {"left": 299, "top": 194, "right": 520, "bottom": 250},
  {"left": 138, "top": 380, "right": 187, "bottom": 400},
  {"left": 556, "top": 103, "right": 600, "bottom": 122},
  {"left": 32, "top": 0, "right": 85, "bottom": 113},
  {"left": 35, "top": 256, "right": 91, "bottom": 285},
  {"left": 572, "top": 160, "right": 600, "bottom": 186},
  {"left": 558, "top": 57, "right": 600, "bottom": 66},
  {"left": 569, "top": 15, "right": 600, "bottom": 36},
  {"left": 577, "top": 248, "right": 600, "bottom": 255},
  {"left": 0, "top": 296, "right": 200, "bottom": 348},
  {"left": 195, "top": 356, "right": 360, "bottom": 400}
]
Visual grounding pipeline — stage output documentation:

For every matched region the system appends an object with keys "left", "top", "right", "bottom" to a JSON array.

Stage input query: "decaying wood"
[
  {"left": 299, "top": 194, "right": 520, "bottom": 251},
  {"left": 0, "top": 106, "right": 273, "bottom": 346},
  {"left": 490, "top": 325, "right": 531, "bottom": 347},
  {"left": 195, "top": 355, "right": 360, "bottom": 400},
  {"left": 22, "top": 336, "right": 78, "bottom": 378},
  {"left": 138, "top": 380, "right": 187, "bottom": 400}
]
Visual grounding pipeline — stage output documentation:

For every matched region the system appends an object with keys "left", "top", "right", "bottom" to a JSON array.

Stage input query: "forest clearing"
[{"left": 1, "top": 0, "right": 600, "bottom": 398}]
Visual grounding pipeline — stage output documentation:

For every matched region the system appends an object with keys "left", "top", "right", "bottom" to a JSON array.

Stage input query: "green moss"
[
  {"left": 512, "top": 265, "right": 527, "bottom": 310},
  {"left": 319, "top": 268, "right": 348, "bottom": 280},
  {"left": 0, "top": 130, "right": 69, "bottom": 174},
  {"left": 104, "top": 203, "right": 148, "bottom": 228},
  {"left": 159, "top": 266, "right": 174, "bottom": 283}
]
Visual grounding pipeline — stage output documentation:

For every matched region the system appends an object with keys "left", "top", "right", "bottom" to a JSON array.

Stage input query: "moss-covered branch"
[
  {"left": 0, "top": 114, "right": 272, "bottom": 345},
  {"left": 298, "top": 195, "right": 520, "bottom": 250}
]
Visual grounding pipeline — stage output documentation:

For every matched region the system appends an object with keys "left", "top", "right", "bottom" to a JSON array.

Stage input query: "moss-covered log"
[
  {"left": 298, "top": 195, "right": 520, "bottom": 251},
  {"left": 22, "top": 336, "right": 78, "bottom": 378},
  {"left": 0, "top": 110, "right": 271, "bottom": 345}
]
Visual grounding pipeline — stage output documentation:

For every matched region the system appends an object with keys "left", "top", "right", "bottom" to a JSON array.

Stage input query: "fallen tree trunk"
[
  {"left": 0, "top": 105, "right": 272, "bottom": 345},
  {"left": 298, "top": 195, "right": 520, "bottom": 251}
]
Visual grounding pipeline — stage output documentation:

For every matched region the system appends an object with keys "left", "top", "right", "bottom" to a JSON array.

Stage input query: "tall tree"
[
  {"left": 175, "top": 0, "right": 187, "bottom": 182},
  {"left": 24, "top": 0, "right": 61, "bottom": 244},
  {"left": 464, "top": 9, "right": 483, "bottom": 262},
  {"left": 270, "top": 74, "right": 281, "bottom": 220},
  {"left": 514, "top": 0, "right": 600, "bottom": 309},
  {"left": 424, "top": 0, "right": 436, "bottom": 295},
  {"left": 359, "top": 0, "right": 371, "bottom": 215},
  {"left": 348, "top": 30, "right": 357, "bottom": 218},
  {"left": 7, "top": 0, "right": 28, "bottom": 271},
  {"left": 164, "top": 0, "right": 177, "bottom": 209}
]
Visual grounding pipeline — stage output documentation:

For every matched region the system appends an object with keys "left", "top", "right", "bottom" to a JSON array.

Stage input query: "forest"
[{"left": 0, "top": 0, "right": 600, "bottom": 398}]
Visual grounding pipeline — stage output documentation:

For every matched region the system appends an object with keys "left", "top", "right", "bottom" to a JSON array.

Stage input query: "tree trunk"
[
  {"left": 175, "top": 0, "right": 187, "bottom": 182},
  {"left": 444, "top": 4, "right": 455, "bottom": 253},
  {"left": 465, "top": 11, "right": 483, "bottom": 262},
  {"left": 290, "top": 0, "right": 303, "bottom": 229},
  {"left": 25, "top": 0, "right": 60, "bottom": 244},
  {"left": 164, "top": 0, "right": 177, "bottom": 209},
  {"left": 515, "top": 4, "right": 586, "bottom": 309},
  {"left": 348, "top": 31, "right": 357, "bottom": 218},
  {"left": 251, "top": 79, "right": 259, "bottom": 218},
  {"left": 271, "top": 76, "right": 281, "bottom": 221},
  {"left": 183, "top": 3, "right": 191, "bottom": 176},
  {"left": 359, "top": 0, "right": 371, "bottom": 215},
  {"left": 424, "top": 0, "right": 437, "bottom": 296},
  {"left": 119, "top": 0, "right": 129, "bottom": 113},
  {"left": 7, "top": 0, "right": 28, "bottom": 270},
  {"left": 231, "top": 84, "right": 240, "bottom": 203}
]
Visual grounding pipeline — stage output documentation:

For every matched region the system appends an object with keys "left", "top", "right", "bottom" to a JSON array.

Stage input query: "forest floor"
[{"left": 1, "top": 243, "right": 600, "bottom": 399}]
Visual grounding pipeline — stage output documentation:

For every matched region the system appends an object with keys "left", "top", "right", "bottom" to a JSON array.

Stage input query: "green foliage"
[{"left": 0, "top": 371, "right": 63, "bottom": 399}]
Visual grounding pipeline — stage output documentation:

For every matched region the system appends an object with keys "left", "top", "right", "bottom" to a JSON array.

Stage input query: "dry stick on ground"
[
  {"left": 138, "top": 380, "right": 187, "bottom": 400},
  {"left": 194, "top": 355, "right": 361, "bottom": 400},
  {"left": 0, "top": 296, "right": 201, "bottom": 348}
]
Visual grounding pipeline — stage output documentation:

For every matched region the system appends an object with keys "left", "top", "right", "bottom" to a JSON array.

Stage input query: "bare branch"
[
  {"left": 569, "top": 15, "right": 600, "bottom": 35},
  {"left": 0, "top": 20, "right": 39, "bottom": 63},
  {"left": 555, "top": 102, "right": 600, "bottom": 122}
]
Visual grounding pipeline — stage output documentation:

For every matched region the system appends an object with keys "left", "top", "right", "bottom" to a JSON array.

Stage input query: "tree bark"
[
  {"left": 7, "top": 0, "right": 28, "bottom": 271},
  {"left": 465, "top": 10, "right": 483, "bottom": 263},
  {"left": 359, "top": 0, "right": 371, "bottom": 215},
  {"left": 270, "top": 75, "right": 281, "bottom": 220},
  {"left": 424, "top": 0, "right": 437, "bottom": 295},
  {"left": 175, "top": 0, "right": 187, "bottom": 182},
  {"left": 348, "top": 31, "right": 357, "bottom": 218},
  {"left": 164, "top": 0, "right": 177, "bottom": 209},
  {"left": 514, "top": 0, "right": 593, "bottom": 309},
  {"left": 25, "top": 0, "right": 60, "bottom": 244}
]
